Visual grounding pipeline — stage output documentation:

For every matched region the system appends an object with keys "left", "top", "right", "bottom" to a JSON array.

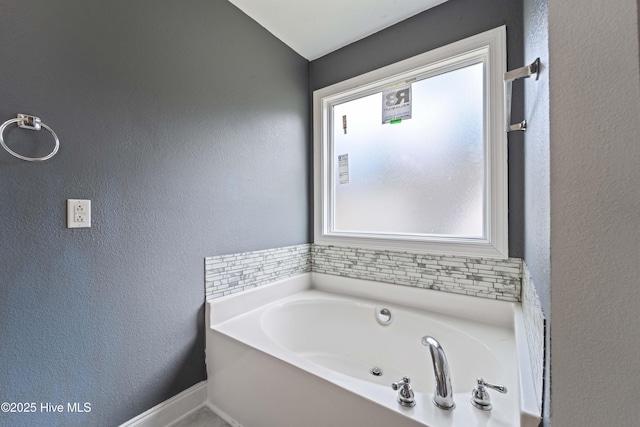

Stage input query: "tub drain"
[{"left": 370, "top": 367, "right": 383, "bottom": 376}]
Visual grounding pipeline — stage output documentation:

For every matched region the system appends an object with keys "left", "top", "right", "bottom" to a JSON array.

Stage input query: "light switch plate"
[{"left": 67, "top": 199, "right": 91, "bottom": 228}]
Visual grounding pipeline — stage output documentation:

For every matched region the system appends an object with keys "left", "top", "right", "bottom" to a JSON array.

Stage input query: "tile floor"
[{"left": 170, "top": 406, "right": 231, "bottom": 427}]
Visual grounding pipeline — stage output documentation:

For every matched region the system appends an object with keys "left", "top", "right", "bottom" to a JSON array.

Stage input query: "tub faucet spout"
[{"left": 422, "top": 335, "right": 455, "bottom": 410}]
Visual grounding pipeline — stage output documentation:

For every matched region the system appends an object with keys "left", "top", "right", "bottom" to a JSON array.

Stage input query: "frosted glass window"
[
  {"left": 332, "top": 63, "right": 484, "bottom": 238},
  {"left": 313, "top": 26, "right": 508, "bottom": 258}
]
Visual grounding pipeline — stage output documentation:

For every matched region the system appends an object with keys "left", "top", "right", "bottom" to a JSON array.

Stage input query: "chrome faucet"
[{"left": 422, "top": 335, "right": 455, "bottom": 410}]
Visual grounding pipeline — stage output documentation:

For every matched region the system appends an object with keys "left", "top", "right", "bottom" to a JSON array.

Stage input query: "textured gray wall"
[
  {"left": 310, "top": 0, "right": 525, "bottom": 257},
  {"left": 0, "top": 1, "right": 309, "bottom": 426},
  {"left": 549, "top": 0, "right": 640, "bottom": 424}
]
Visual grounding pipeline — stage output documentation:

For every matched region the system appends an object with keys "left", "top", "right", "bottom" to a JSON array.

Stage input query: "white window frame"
[{"left": 313, "top": 26, "right": 508, "bottom": 259}]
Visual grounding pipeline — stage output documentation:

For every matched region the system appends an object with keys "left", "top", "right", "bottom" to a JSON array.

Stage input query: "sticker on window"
[
  {"left": 382, "top": 84, "right": 412, "bottom": 124},
  {"left": 338, "top": 154, "right": 350, "bottom": 184}
]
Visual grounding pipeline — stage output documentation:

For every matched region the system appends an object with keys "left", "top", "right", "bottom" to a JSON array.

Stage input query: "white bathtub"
[{"left": 206, "top": 272, "right": 540, "bottom": 427}]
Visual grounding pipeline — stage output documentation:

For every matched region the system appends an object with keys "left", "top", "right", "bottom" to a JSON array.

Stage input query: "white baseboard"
[
  {"left": 205, "top": 401, "right": 243, "bottom": 427},
  {"left": 119, "top": 381, "right": 208, "bottom": 427}
]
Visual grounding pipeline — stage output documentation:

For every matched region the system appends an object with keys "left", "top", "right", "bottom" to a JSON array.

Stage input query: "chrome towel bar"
[{"left": 504, "top": 58, "right": 540, "bottom": 132}]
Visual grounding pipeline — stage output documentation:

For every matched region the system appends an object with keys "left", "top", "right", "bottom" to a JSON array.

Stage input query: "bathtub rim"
[{"left": 208, "top": 272, "right": 514, "bottom": 328}]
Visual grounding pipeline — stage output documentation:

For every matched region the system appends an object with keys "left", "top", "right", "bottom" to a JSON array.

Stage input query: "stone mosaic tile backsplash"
[
  {"left": 312, "top": 244, "right": 521, "bottom": 301},
  {"left": 205, "top": 244, "right": 311, "bottom": 300},
  {"left": 522, "top": 263, "right": 546, "bottom": 412},
  {"left": 205, "top": 243, "right": 521, "bottom": 302}
]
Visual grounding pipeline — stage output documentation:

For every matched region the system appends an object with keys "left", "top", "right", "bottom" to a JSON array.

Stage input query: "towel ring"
[{"left": 0, "top": 114, "right": 60, "bottom": 162}]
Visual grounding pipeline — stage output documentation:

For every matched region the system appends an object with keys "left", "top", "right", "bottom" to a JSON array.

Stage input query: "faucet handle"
[
  {"left": 392, "top": 376, "right": 416, "bottom": 408},
  {"left": 471, "top": 378, "right": 507, "bottom": 411},
  {"left": 391, "top": 376, "right": 411, "bottom": 390},
  {"left": 478, "top": 378, "right": 507, "bottom": 394}
]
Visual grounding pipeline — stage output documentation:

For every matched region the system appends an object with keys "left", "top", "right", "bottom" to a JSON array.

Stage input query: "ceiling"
[{"left": 227, "top": 0, "right": 450, "bottom": 60}]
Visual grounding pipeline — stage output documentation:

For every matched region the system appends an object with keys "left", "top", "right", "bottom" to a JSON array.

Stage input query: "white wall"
[{"left": 549, "top": 0, "right": 640, "bottom": 424}]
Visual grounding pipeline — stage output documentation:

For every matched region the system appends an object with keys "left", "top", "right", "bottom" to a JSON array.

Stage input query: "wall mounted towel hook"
[
  {"left": 504, "top": 58, "right": 540, "bottom": 132},
  {"left": 0, "top": 114, "right": 60, "bottom": 161}
]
